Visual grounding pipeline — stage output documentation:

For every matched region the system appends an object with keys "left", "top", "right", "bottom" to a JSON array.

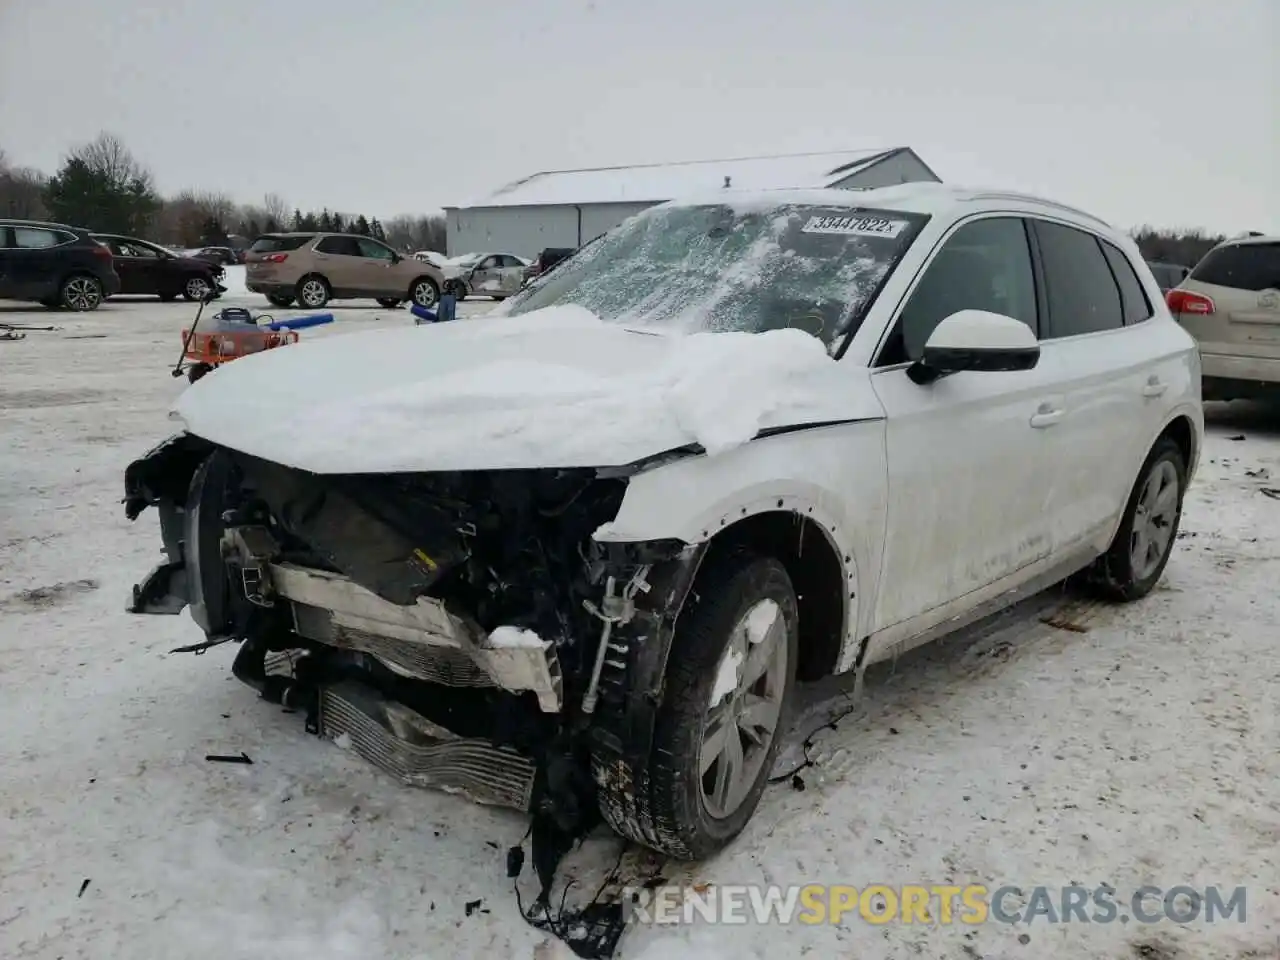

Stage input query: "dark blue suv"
[{"left": 0, "top": 219, "right": 121, "bottom": 311}]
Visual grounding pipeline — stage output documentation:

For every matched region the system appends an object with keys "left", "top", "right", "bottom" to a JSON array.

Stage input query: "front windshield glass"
[{"left": 507, "top": 201, "right": 927, "bottom": 343}]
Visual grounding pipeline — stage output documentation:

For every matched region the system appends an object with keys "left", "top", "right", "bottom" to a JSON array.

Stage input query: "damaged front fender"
[{"left": 124, "top": 434, "right": 233, "bottom": 636}]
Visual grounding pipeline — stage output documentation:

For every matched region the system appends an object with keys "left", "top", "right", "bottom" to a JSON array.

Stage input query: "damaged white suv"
[{"left": 124, "top": 183, "right": 1202, "bottom": 862}]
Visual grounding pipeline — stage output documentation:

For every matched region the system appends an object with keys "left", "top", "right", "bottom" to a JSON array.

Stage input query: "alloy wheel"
[
  {"left": 1129, "top": 459, "right": 1179, "bottom": 580},
  {"left": 63, "top": 277, "right": 102, "bottom": 311},
  {"left": 698, "top": 598, "right": 789, "bottom": 820}
]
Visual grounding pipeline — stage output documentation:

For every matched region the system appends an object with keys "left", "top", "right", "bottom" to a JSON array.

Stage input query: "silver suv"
[{"left": 1168, "top": 235, "right": 1280, "bottom": 400}]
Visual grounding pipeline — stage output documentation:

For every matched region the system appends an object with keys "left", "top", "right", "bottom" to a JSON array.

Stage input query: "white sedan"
[{"left": 124, "top": 182, "right": 1201, "bottom": 864}]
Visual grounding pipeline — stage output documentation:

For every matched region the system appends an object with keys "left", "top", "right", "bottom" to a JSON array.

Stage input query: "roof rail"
[{"left": 963, "top": 191, "right": 1112, "bottom": 229}]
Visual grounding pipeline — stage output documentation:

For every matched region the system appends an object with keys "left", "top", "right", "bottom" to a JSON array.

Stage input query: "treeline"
[
  {"left": 1129, "top": 227, "right": 1226, "bottom": 269},
  {"left": 0, "top": 133, "right": 446, "bottom": 253},
  {"left": 0, "top": 132, "right": 1248, "bottom": 264}
]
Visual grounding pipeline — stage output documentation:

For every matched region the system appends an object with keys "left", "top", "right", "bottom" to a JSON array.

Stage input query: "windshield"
[{"left": 506, "top": 202, "right": 927, "bottom": 342}]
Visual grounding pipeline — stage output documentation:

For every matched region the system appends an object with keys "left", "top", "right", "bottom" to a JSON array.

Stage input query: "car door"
[
  {"left": 354, "top": 237, "right": 400, "bottom": 295},
  {"left": 497, "top": 255, "right": 525, "bottom": 295},
  {"left": 107, "top": 239, "right": 152, "bottom": 294},
  {"left": 0, "top": 226, "right": 13, "bottom": 296},
  {"left": 7, "top": 226, "right": 70, "bottom": 299},
  {"left": 1028, "top": 219, "right": 1175, "bottom": 551},
  {"left": 469, "top": 255, "right": 504, "bottom": 296},
  {"left": 313, "top": 235, "right": 363, "bottom": 295},
  {"left": 868, "top": 215, "right": 1061, "bottom": 635}
]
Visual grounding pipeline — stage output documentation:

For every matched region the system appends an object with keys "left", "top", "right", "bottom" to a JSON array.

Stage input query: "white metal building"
[{"left": 444, "top": 147, "right": 940, "bottom": 257}]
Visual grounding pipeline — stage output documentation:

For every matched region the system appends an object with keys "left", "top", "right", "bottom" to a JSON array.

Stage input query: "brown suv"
[{"left": 245, "top": 233, "right": 443, "bottom": 310}]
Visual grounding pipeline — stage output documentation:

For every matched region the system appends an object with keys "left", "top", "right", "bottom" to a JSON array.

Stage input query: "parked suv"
[
  {"left": 1167, "top": 235, "right": 1280, "bottom": 400},
  {"left": 125, "top": 185, "right": 1200, "bottom": 865},
  {"left": 245, "top": 232, "right": 443, "bottom": 310},
  {"left": 0, "top": 219, "right": 120, "bottom": 311}
]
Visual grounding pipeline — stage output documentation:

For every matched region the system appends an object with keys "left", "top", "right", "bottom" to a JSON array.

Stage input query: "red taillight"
[
  {"left": 1166, "top": 289, "right": 1215, "bottom": 315},
  {"left": 92, "top": 244, "right": 112, "bottom": 259},
  {"left": 262, "top": 253, "right": 288, "bottom": 264}
]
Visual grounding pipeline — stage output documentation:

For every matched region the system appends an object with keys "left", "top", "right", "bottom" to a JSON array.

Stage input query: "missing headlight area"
[{"left": 124, "top": 437, "right": 697, "bottom": 863}]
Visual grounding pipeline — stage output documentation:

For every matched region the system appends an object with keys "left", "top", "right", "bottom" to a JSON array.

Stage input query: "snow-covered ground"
[{"left": 1, "top": 290, "right": 1277, "bottom": 960}]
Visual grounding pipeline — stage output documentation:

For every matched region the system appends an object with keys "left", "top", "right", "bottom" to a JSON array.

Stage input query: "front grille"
[{"left": 319, "top": 681, "right": 537, "bottom": 811}]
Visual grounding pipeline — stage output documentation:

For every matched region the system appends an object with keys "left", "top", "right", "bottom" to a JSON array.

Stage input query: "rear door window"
[
  {"left": 1100, "top": 242, "right": 1153, "bottom": 324},
  {"left": 316, "top": 236, "right": 361, "bottom": 257},
  {"left": 1032, "top": 220, "right": 1124, "bottom": 338},
  {"left": 250, "top": 235, "right": 315, "bottom": 253},
  {"left": 1189, "top": 243, "right": 1280, "bottom": 292},
  {"left": 14, "top": 227, "right": 67, "bottom": 249}
]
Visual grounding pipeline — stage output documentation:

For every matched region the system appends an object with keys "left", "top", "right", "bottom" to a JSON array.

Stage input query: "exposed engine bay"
[{"left": 124, "top": 433, "right": 705, "bottom": 882}]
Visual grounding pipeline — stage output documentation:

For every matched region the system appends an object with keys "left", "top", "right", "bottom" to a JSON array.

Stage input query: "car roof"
[
  {"left": 662, "top": 182, "right": 1115, "bottom": 233},
  {"left": 1216, "top": 234, "right": 1280, "bottom": 247},
  {"left": 1, "top": 217, "right": 82, "bottom": 231}
]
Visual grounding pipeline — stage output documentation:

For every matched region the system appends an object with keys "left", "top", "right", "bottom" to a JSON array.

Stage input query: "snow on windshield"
[{"left": 508, "top": 202, "right": 926, "bottom": 342}]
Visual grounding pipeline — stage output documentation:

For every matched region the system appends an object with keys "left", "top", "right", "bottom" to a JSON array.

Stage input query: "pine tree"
[{"left": 355, "top": 214, "right": 371, "bottom": 236}]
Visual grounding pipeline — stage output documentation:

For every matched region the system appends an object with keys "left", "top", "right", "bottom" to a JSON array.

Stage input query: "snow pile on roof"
[
  {"left": 173, "top": 304, "right": 837, "bottom": 472},
  {"left": 465, "top": 149, "right": 900, "bottom": 208}
]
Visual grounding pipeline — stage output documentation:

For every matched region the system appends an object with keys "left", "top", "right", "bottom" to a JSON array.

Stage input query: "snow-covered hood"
[{"left": 172, "top": 305, "right": 879, "bottom": 473}]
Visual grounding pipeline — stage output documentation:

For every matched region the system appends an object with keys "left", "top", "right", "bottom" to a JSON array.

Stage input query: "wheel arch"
[{"left": 698, "top": 509, "right": 850, "bottom": 682}]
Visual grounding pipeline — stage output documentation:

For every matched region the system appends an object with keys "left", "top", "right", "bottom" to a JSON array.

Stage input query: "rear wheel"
[
  {"left": 296, "top": 275, "right": 330, "bottom": 309},
  {"left": 376, "top": 298, "right": 403, "bottom": 309},
  {"left": 266, "top": 294, "right": 294, "bottom": 308},
  {"left": 1087, "top": 436, "right": 1187, "bottom": 601},
  {"left": 596, "top": 551, "right": 798, "bottom": 860},
  {"left": 61, "top": 274, "right": 104, "bottom": 311}
]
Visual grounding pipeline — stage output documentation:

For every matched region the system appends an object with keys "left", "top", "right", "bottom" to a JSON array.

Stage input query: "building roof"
[{"left": 456, "top": 148, "right": 922, "bottom": 209}]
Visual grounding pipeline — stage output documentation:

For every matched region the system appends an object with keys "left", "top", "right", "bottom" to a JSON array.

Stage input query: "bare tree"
[
  {"left": 262, "top": 192, "right": 289, "bottom": 228},
  {"left": 72, "top": 132, "right": 155, "bottom": 193}
]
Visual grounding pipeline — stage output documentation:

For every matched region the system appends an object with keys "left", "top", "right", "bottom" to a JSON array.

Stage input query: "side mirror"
[{"left": 908, "top": 309, "right": 1039, "bottom": 385}]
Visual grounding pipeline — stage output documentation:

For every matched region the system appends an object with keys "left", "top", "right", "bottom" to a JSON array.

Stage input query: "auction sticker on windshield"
[{"left": 801, "top": 215, "right": 909, "bottom": 238}]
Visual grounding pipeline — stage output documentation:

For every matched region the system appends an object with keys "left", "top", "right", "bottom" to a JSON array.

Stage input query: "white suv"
[
  {"left": 1168, "top": 235, "right": 1280, "bottom": 401},
  {"left": 124, "top": 183, "right": 1202, "bottom": 864}
]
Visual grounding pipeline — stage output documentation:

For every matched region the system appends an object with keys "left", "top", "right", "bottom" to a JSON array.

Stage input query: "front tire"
[
  {"left": 182, "top": 276, "right": 213, "bottom": 302},
  {"left": 1087, "top": 436, "right": 1187, "bottom": 602},
  {"left": 598, "top": 551, "right": 798, "bottom": 860},
  {"left": 60, "top": 274, "right": 104, "bottom": 311},
  {"left": 409, "top": 277, "right": 440, "bottom": 309},
  {"left": 296, "top": 275, "right": 330, "bottom": 309}
]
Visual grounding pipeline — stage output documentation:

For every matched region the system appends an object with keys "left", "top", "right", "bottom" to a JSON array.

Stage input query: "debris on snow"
[
  {"left": 205, "top": 752, "right": 253, "bottom": 765},
  {"left": 332, "top": 732, "right": 353, "bottom": 750}
]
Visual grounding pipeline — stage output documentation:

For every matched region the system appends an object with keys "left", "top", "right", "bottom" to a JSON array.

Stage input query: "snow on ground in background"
[
  {"left": 488, "top": 626, "right": 546, "bottom": 650},
  {"left": 220, "top": 264, "right": 247, "bottom": 296},
  {"left": 172, "top": 305, "right": 837, "bottom": 473},
  {"left": 1, "top": 293, "right": 1279, "bottom": 960}
]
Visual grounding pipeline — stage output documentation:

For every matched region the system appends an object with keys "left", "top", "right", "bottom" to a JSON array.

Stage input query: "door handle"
[
  {"left": 1142, "top": 376, "right": 1168, "bottom": 398},
  {"left": 1029, "top": 404, "right": 1064, "bottom": 428}
]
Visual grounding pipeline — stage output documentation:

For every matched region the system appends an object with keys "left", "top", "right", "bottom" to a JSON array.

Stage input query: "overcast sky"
[{"left": 1, "top": 0, "right": 1275, "bottom": 233}]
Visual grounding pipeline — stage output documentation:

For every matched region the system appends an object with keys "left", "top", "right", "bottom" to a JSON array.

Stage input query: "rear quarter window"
[
  {"left": 250, "top": 235, "right": 315, "bottom": 253},
  {"left": 1100, "top": 242, "right": 1154, "bottom": 324},
  {"left": 1189, "top": 243, "right": 1280, "bottom": 292},
  {"left": 1033, "top": 220, "right": 1125, "bottom": 337}
]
